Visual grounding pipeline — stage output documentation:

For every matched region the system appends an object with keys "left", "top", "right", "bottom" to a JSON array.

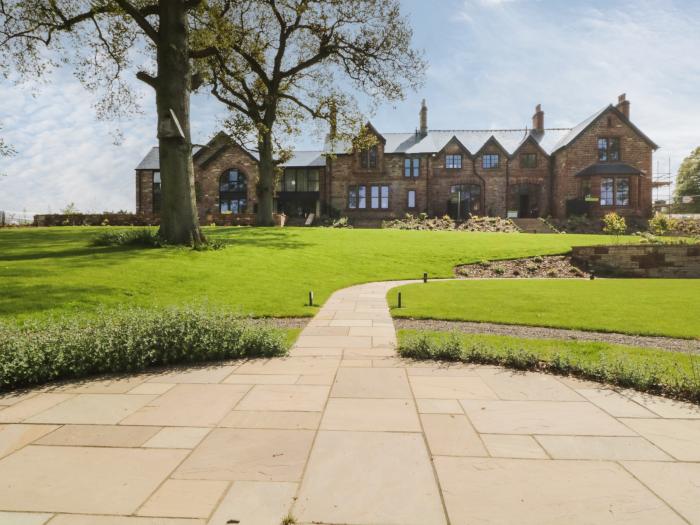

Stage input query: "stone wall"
[{"left": 572, "top": 244, "right": 700, "bottom": 278}]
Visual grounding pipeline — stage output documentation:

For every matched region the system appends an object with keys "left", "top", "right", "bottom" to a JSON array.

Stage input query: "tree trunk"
[
  {"left": 155, "top": 0, "right": 205, "bottom": 246},
  {"left": 256, "top": 131, "right": 276, "bottom": 226}
]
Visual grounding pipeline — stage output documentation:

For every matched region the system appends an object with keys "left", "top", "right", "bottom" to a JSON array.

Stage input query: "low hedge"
[
  {"left": 398, "top": 331, "right": 700, "bottom": 404},
  {"left": 0, "top": 306, "right": 288, "bottom": 391}
]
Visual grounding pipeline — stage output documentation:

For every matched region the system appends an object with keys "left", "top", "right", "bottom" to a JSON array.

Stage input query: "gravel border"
[{"left": 395, "top": 318, "right": 700, "bottom": 354}]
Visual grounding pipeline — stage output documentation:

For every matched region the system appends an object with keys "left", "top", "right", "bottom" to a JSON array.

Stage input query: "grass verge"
[
  {"left": 398, "top": 329, "right": 700, "bottom": 404},
  {"left": 389, "top": 279, "right": 700, "bottom": 339},
  {"left": 0, "top": 306, "right": 291, "bottom": 392}
]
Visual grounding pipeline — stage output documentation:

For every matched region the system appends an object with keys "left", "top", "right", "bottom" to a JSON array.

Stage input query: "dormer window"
[
  {"left": 521, "top": 153, "right": 537, "bottom": 168},
  {"left": 446, "top": 154, "right": 462, "bottom": 169},
  {"left": 597, "top": 138, "right": 620, "bottom": 161},
  {"left": 482, "top": 154, "right": 499, "bottom": 169},
  {"left": 360, "top": 145, "right": 378, "bottom": 169}
]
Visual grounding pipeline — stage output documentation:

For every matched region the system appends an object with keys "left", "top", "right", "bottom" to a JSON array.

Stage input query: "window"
[
  {"left": 404, "top": 158, "right": 420, "bottom": 177},
  {"left": 521, "top": 153, "right": 537, "bottom": 168},
  {"left": 446, "top": 154, "right": 462, "bottom": 169},
  {"left": 219, "top": 169, "right": 247, "bottom": 214},
  {"left": 407, "top": 190, "right": 416, "bottom": 208},
  {"left": 152, "top": 171, "right": 161, "bottom": 214},
  {"left": 598, "top": 137, "right": 620, "bottom": 161},
  {"left": 600, "top": 178, "right": 614, "bottom": 206},
  {"left": 615, "top": 177, "right": 629, "bottom": 206},
  {"left": 348, "top": 185, "right": 367, "bottom": 209},
  {"left": 370, "top": 185, "right": 389, "bottom": 209},
  {"left": 482, "top": 154, "right": 499, "bottom": 169},
  {"left": 280, "top": 169, "right": 321, "bottom": 193},
  {"left": 449, "top": 184, "right": 481, "bottom": 218},
  {"left": 360, "top": 145, "right": 378, "bottom": 169}
]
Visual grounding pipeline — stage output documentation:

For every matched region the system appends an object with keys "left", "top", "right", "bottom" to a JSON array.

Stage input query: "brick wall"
[{"left": 572, "top": 244, "right": 700, "bottom": 278}]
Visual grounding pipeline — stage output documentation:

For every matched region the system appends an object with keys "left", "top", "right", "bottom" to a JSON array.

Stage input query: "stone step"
[{"left": 511, "top": 218, "right": 557, "bottom": 234}]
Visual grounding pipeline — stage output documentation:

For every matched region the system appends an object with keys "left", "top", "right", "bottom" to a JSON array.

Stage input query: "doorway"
[{"left": 518, "top": 194, "right": 530, "bottom": 218}]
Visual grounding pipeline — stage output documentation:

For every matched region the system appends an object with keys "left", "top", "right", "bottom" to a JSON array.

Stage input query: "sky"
[{"left": 1, "top": 0, "right": 699, "bottom": 214}]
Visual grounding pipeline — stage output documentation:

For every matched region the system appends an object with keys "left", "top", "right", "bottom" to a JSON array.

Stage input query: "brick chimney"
[
  {"left": 532, "top": 104, "right": 544, "bottom": 131},
  {"left": 616, "top": 93, "right": 630, "bottom": 119},
  {"left": 419, "top": 99, "right": 428, "bottom": 138}
]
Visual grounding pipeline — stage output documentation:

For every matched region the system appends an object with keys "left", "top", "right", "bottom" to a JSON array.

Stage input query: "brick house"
[{"left": 134, "top": 94, "right": 657, "bottom": 224}]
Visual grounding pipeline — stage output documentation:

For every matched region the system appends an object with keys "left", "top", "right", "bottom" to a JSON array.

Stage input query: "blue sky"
[{"left": 1, "top": 0, "right": 698, "bottom": 213}]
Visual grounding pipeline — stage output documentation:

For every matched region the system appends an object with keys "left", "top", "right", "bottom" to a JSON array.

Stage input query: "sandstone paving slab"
[
  {"left": 420, "top": 413, "right": 487, "bottom": 456},
  {"left": 223, "top": 373, "right": 300, "bottom": 385},
  {"left": 480, "top": 434, "right": 548, "bottom": 459},
  {"left": 174, "top": 428, "right": 314, "bottom": 481},
  {"left": 623, "top": 391, "right": 700, "bottom": 419},
  {"left": 137, "top": 479, "right": 229, "bottom": 519},
  {"left": 234, "top": 357, "right": 339, "bottom": 376},
  {"left": 621, "top": 418, "right": 700, "bottom": 461},
  {"left": 0, "top": 512, "right": 52, "bottom": 525},
  {"left": 219, "top": 410, "right": 321, "bottom": 430},
  {"left": 36, "top": 424, "right": 160, "bottom": 448},
  {"left": 142, "top": 427, "right": 210, "bottom": 449},
  {"left": 410, "top": 375, "right": 498, "bottom": 400},
  {"left": 121, "top": 384, "right": 250, "bottom": 427},
  {"left": 0, "top": 391, "right": 38, "bottom": 407},
  {"left": 288, "top": 347, "right": 343, "bottom": 357},
  {"left": 416, "top": 399, "right": 464, "bottom": 414},
  {"left": 461, "top": 400, "right": 637, "bottom": 436},
  {"left": 236, "top": 385, "right": 329, "bottom": 412},
  {"left": 295, "top": 335, "right": 371, "bottom": 348},
  {"left": 0, "top": 424, "right": 58, "bottom": 459},
  {"left": 0, "top": 445, "right": 188, "bottom": 514},
  {"left": 329, "top": 319, "right": 372, "bottom": 327},
  {"left": 348, "top": 326, "right": 396, "bottom": 337},
  {"left": 475, "top": 369, "right": 583, "bottom": 401},
  {"left": 342, "top": 347, "right": 396, "bottom": 358},
  {"left": 53, "top": 376, "right": 147, "bottom": 394},
  {"left": 207, "top": 481, "right": 297, "bottom": 525},
  {"left": 321, "top": 398, "right": 420, "bottom": 432},
  {"left": 622, "top": 461, "right": 700, "bottom": 524},
  {"left": 147, "top": 365, "right": 238, "bottom": 385},
  {"left": 129, "top": 383, "right": 177, "bottom": 395},
  {"left": 294, "top": 430, "right": 446, "bottom": 525},
  {"left": 576, "top": 388, "right": 658, "bottom": 418},
  {"left": 331, "top": 368, "right": 411, "bottom": 398},
  {"left": 434, "top": 457, "right": 686, "bottom": 524},
  {"left": 535, "top": 435, "right": 672, "bottom": 461},
  {"left": 339, "top": 358, "right": 373, "bottom": 367},
  {"left": 302, "top": 326, "right": 350, "bottom": 336},
  {"left": 27, "top": 394, "right": 157, "bottom": 425},
  {"left": 295, "top": 372, "right": 336, "bottom": 385},
  {"left": 407, "top": 366, "right": 479, "bottom": 377},
  {"left": 0, "top": 394, "right": 74, "bottom": 423},
  {"left": 47, "top": 516, "right": 203, "bottom": 525}
]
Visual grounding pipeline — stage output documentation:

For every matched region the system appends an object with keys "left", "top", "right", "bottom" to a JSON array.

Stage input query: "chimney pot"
[
  {"left": 419, "top": 99, "right": 428, "bottom": 138},
  {"left": 532, "top": 104, "right": 544, "bottom": 131}
]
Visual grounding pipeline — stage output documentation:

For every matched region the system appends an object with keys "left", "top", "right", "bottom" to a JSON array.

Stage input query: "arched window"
[{"left": 219, "top": 169, "right": 247, "bottom": 214}]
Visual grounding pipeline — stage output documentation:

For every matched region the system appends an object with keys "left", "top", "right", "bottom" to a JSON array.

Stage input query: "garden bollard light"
[
  {"left": 398, "top": 292, "right": 402, "bottom": 308},
  {"left": 423, "top": 272, "right": 428, "bottom": 283},
  {"left": 308, "top": 291, "right": 314, "bottom": 306},
  {"left": 590, "top": 270, "right": 595, "bottom": 280}
]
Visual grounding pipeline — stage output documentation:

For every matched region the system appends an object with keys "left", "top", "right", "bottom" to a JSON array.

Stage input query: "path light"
[
  {"left": 423, "top": 272, "right": 428, "bottom": 283},
  {"left": 590, "top": 270, "right": 595, "bottom": 281},
  {"left": 308, "top": 290, "right": 314, "bottom": 306},
  {"left": 398, "top": 292, "right": 402, "bottom": 309}
]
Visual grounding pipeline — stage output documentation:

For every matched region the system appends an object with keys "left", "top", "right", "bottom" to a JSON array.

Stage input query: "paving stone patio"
[{"left": 0, "top": 280, "right": 699, "bottom": 524}]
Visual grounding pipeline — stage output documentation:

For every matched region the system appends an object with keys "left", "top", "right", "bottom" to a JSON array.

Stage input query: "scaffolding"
[{"left": 652, "top": 156, "right": 673, "bottom": 214}]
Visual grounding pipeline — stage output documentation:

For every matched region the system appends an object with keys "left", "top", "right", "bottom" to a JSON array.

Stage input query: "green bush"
[
  {"left": 648, "top": 212, "right": 677, "bottom": 235},
  {"left": 92, "top": 228, "right": 161, "bottom": 247},
  {"left": 0, "top": 307, "right": 288, "bottom": 391},
  {"left": 602, "top": 212, "right": 627, "bottom": 236}
]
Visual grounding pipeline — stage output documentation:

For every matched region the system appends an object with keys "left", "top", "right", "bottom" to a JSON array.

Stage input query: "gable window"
[
  {"left": 407, "top": 190, "right": 416, "bottom": 209},
  {"left": 152, "top": 171, "right": 162, "bottom": 214},
  {"left": 404, "top": 158, "right": 420, "bottom": 177},
  {"left": 370, "top": 185, "right": 389, "bottom": 209},
  {"left": 360, "top": 145, "right": 378, "bottom": 169},
  {"left": 598, "top": 137, "right": 620, "bottom": 161},
  {"left": 348, "top": 185, "right": 367, "bottom": 209},
  {"left": 521, "top": 153, "right": 537, "bottom": 168},
  {"left": 482, "top": 154, "right": 499, "bottom": 169},
  {"left": 446, "top": 154, "right": 462, "bottom": 169},
  {"left": 219, "top": 169, "right": 247, "bottom": 214}
]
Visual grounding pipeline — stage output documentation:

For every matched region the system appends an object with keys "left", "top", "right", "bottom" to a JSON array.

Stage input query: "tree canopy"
[{"left": 675, "top": 146, "right": 700, "bottom": 212}]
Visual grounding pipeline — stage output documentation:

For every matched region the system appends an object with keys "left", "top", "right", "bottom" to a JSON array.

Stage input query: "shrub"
[
  {"left": 648, "top": 212, "right": 677, "bottom": 235},
  {"left": 0, "top": 307, "right": 288, "bottom": 391},
  {"left": 92, "top": 228, "right": 161, "bottom": 247},
  {"left": 330, "top": 217, "right": 352, "bottom": 228},
  {"left": 602, "top": 212, "right": 627, "bottom": 237}
]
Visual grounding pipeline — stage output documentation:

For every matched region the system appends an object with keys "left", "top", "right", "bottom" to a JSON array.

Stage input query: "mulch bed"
[{"left": 455, "top": 255, "right": 589, "bottom": 279}]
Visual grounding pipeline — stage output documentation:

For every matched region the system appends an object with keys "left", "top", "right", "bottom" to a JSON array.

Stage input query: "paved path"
[{"left": 1, "top": 281, "right": 700, "bottom": 524}]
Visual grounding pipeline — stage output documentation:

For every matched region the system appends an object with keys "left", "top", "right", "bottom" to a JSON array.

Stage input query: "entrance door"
[{"left": 518, "top": 194, "right": 530, "bottom": 218}]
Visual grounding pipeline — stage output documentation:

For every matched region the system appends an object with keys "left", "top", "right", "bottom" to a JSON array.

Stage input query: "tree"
[
  {"left": 674, "top": 146, "right": 700, "bottom": 212},
  {"left": 0, "top": 1, "right": 228, "bottom": 245},
  {"left": 202, "top": 0, "right": 425, "bottom": 225},
  {"left": 0, "top": 124, "right": 15, "bottom": 177}
]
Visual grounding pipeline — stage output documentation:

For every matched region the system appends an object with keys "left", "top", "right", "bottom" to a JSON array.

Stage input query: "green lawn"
[
  {"left": 1, "top": 226, "right": 620, "bottom": 322},
  {"left": 389, "top": 279, "right": 700, "bottom": 339},
  {"left": 398, "top": 330, "right": 700, "bottom": 402}
]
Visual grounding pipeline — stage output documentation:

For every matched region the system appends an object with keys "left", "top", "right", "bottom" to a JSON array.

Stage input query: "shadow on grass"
[{"left": 0, "top": 282, "right": 120, "bottom": 319}]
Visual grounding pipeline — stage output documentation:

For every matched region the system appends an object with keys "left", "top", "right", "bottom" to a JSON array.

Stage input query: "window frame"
[
  {"left": 348, "top": 185, "right": 367, "bottom": 210},
  {"left": 219, "top": 169, "right": 248, "bottom": 214},
  {"left": 521, "top": 153, "right": 537, "bottom": 168},
  {"left": 482, "top": 154, "right": 499, "bottom": 169},
  {"left": 152, "top": 171, "right": 162, "bottom": 214},
  {"left": 360, "top": 145, "right": 378, "bottom": 169},
  {"left": 404, "top": 157, "right": 420, "bottom": 177},
  {"left": 445, "top": 154, "right": 462, "bottom": 169},
  {"left": 407, "top": 189, "right": 416, "bottom": 209},
  {"left": 597, "top": 137, "right": 621, "bottom": 162}
]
